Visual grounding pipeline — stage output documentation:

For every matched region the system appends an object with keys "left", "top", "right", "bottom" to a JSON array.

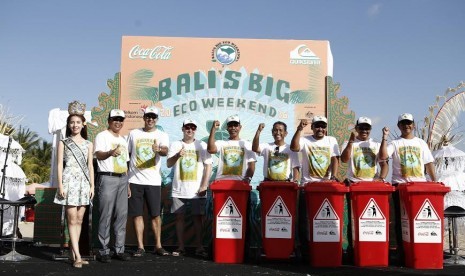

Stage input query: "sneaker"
[
  {"left": 98, "top": 254, "right": 112, "bottom": 263},
  {"left": 114, "top": 252, "right": 131, "bottom": 261}
]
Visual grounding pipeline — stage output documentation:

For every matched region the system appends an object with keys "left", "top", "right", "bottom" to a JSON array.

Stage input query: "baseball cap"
[
  {"left": 226, "top": 115, "right": 240, "bottom": 124},
  {"left": 109, "top": 109, "right": 125, "bottom": 118},
  {"left": 356, "top": 116, "right": 372, "bottom": 126},
  {"left": 312, "top": 115, "right": 328, "bottom": 124},
  {"left": 144, "top": 106, "right": 159, "bottom": 116},
  {"left": 398, "top": 113, "right": 414, "bottom": 122},
  {"left": 182, "top": 118, "right": 197, "bottom": 127}
]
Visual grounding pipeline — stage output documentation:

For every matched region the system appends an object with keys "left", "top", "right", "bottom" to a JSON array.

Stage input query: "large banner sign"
[{"left": 120, "top": 36, "right": 333, "bottom": 183}]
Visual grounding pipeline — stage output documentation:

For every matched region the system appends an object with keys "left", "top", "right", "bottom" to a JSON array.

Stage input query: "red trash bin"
[
  {"left": 257, "top": 181, "right": 299, "bottom": 259},
  {"left": 210, "top": 179, "right": 251, "bottom": 263},
  {"left": 350, "top": 181, "right": 395, "bottom": 266},
  {"left": 398, "top": 182, "right": 450, "bottom": 269},
  {"left": 304, "top": 181, "right": 348, "bottom": 267}
]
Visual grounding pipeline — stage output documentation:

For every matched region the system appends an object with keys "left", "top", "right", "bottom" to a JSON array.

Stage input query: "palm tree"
[
  {"left": 13, "top": 127, "right": 52, "bottom": 183},
  {"left": 14, "top": 126, "right": 40, "bottom": 151}
]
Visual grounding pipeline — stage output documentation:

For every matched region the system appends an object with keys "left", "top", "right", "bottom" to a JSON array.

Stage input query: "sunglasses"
[
  {"left": 145, "top": 114, "right": 158, "bottom": 120},
  {"left": 227, "top": 122, "right": 240, "bottom": 128},
  {"left": 358, "top": 126, "right": 372, "bottom": 131},
  {"left": 399, "top": 120, "right": 414, "bottom": 125},
  {"left": 313, "top": 124, "right": 327, "bottom": 129},
  {"left": 183, "top": 124, "right": 197, "bottom": 131},
  {"left": 111, "top": 117, "right": 125, "bottom": 122},
  {"left": 274, "top": 146, "right": 280, "bottom": 155}
]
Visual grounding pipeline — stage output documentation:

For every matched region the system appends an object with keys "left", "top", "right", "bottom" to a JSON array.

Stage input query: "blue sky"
[{"left": 1, "top": 0, "right": 464, "bottom": 150}]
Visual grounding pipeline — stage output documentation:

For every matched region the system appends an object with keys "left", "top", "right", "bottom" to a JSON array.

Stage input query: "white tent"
[
  {"left": 0, "top": 134, "right": 26, "bottom": 236},
  {"left": 47, "top": 108, "right": 94, "bottom": 187},
  {"left": 433, "top": 145, "right": 465, "bottom": 209}
]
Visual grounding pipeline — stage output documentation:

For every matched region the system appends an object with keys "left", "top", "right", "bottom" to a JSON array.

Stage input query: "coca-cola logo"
[{"left": 129, "top": 45, "right": 173, "bottom": 60}]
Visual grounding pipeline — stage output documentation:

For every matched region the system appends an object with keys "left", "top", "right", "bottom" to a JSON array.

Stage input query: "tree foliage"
[{"left": 13, "top": 126, "right": 52, "bottom": 184}]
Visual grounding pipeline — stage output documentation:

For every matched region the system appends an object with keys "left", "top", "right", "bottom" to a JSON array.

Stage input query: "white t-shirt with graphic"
[
  {"left": 341, "top": 138, "right": 381, "bottom": 182},
  {"left": 127, "top": 128, "right": 169, "bottom": 186},
  {"left": 258, "top": 143, "right": 300, "bottom": 181},
  {"left": 94, "top": 130, "right": 129, "bottom": 174},
  {"left": 215, "top": 139, "right": 257, "bottom": 180},
  {"left": 387, "top": 137, "right": 434, "bottom": 183},
  {"left": 298, "top": 135, "right": 340, "bottom": 183},
  {"left": 168, "top": 140, "right": 212, "bottom": 198}
]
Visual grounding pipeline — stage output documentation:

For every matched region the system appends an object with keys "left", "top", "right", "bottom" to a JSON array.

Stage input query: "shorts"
[
  {"left": 171, "top": 197, "right": 206, "bottom": 215},
  {"left": 128, "top": 183, "right": 161, "bottom": 217}
]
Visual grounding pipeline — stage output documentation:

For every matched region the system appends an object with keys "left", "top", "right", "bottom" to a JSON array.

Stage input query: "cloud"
[{"left": 367, "top": 3, "right": 382, "bottom": 18}]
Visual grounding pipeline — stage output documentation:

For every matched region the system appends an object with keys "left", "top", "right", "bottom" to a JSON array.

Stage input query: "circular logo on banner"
[{"left": 212, "top": 41, "right": 240, "bottom": 65}]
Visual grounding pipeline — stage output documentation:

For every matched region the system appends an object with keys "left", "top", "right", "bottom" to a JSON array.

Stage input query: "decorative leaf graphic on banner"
[{"left": 128, "top": 69, "right": 159, "bottom": 103}]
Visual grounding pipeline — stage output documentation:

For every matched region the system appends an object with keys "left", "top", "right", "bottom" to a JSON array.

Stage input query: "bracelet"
[{"left": 348, "top": 141, "right": 354, "bottom": 144}]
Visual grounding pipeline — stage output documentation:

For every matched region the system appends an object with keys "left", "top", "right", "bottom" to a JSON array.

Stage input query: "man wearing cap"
[
  {"left": 167, "top": 119, "right": 212, "bottom": 257},
  {"left": 207, "top": 115, "right": 256, "bottom": 182},
  {"left": 290, "top": 115, "right": 340, "bottom": 184},
  {"left": 252, "top": 121, "right": 300, "bottom": 182},
  {"left": 340, "top": 116, "right": 388, "bottom": 183},
  {"left": 127, "top": 106, "right": 170, "bottom": 257},
  {"left": 340, "top": 116, "right": 388, "bottom": 259},
  {"left": 378, "top": 113, "right": 437, "bottom": 264},
  {"left": 94, "top": 109, "right": 131, "bottom": 262}
]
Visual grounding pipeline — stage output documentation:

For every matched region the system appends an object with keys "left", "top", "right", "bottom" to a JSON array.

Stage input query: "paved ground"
[{"left": 1, "top": 242, "right": 464, "bottom": 276}]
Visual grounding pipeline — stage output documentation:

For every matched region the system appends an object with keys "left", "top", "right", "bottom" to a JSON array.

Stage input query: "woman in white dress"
[{"left": 54, "top": 101, "right": 94, "bottom": 268}]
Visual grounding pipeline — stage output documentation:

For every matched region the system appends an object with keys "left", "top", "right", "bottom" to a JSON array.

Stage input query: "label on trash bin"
[
  {"left": 216, "top": 197, "right": 243, "bottom": 239},
  {"left": 358, "top": 198, "right": 386, "bottom": 242},
  {"left": 265, "top": 196, "right": 292, "bottom": 239},
  {"left": 401, "top": 199, "right": 410, "bottom": 242},
  {"left": 313, "top": 198, "right": 340, "bottom": 242},
  {"left": 413, "top": 199, "right": 441, "bottom": 243}
]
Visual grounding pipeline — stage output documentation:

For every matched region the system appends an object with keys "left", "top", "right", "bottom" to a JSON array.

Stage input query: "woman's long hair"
[{"left": 65, "top": 114, "right": 88, "bottom": 140}]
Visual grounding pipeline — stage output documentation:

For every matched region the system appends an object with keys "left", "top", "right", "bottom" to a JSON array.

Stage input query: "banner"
[{"left": 120, "top": 36, "right": 333, "bottom": 183}]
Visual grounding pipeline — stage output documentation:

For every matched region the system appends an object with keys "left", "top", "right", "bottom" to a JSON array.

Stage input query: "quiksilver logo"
[
  {"left": 129, "top": 45, "right": 173, "bottom": 60},
  {"left": 289, "top": 44, "right": 321, "bottom": 65}
]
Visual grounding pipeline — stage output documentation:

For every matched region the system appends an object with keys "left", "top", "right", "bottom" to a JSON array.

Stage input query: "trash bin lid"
[
  {"left": 303, "top": 181, "right": 349, "bottom": 193},
  {"left": 210, "top": 179, "right": 252, "bottom": 191},
  {"left": 349, "top": 181, "right": 396, "bottom": 192},
  {"left": 257, "top": 181, "right": 299, "bottom": 191},
  {"left": 399, "top": 181, "right": 451, "bottom": 193}
]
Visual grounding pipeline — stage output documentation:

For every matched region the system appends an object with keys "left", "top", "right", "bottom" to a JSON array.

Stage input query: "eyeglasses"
[
  {"left": 111, "top": 117, "right": 125, "bottom": 122},
  {"left": 313, "top": 124, "right": 327, "bottom": 129},
  {"left": 274, "top": 146, "right": 280, "bottom": 155},
  {"left": 183, "top": 124, "right": 197, "bottom": 131}
]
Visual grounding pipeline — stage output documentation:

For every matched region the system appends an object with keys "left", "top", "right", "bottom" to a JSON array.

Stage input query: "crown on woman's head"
[{"left": 68, "top": 101, "right": 86, "bottom": 115}]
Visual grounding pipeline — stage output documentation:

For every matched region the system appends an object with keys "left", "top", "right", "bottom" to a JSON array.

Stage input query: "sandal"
[
  {"left": 81, "top": 260, "right": 89, "bottom": 265},
  {"left": 155, "top": 247, "right": 171, "bottom": 256},
  {"left": 133, "top": 248, "right": 145, "bottom": 257},
  {"left": 172, "top": 249, "right": 185, "bottom": 257},
  {"left": 195, "top": 248, "right": 208, "bottom": 258},
  {"left": 73, "top": 261, "right": 82, "bottom": 268}
]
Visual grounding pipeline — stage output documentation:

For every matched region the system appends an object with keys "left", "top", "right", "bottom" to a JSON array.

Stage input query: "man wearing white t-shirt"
[
  {"left": 167, "top": 119, "right": 212, "bottom": 257},
  {"left": 94, "top": 109, "right": 131, "bottom": 262},
  {"left": 207, "top": 115, "right": 256, "bottom": 182},
  {"left": 290, "top": 115, "right": 340, "bottom": 184},
  {"left": 340, "top": 116, "right": 388, "bottom": 259},
  {"left": 378, "top": 113, "right": 437, "bottom": 264},
  {"left": 341, "top": 116, "right": 387, "bottom": 183},
  {"left": 252, "top": 121, "right": 300, "bottom": 182},
  {"left": 127, "top": 106, "right": 170, "bottom": 257}
]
